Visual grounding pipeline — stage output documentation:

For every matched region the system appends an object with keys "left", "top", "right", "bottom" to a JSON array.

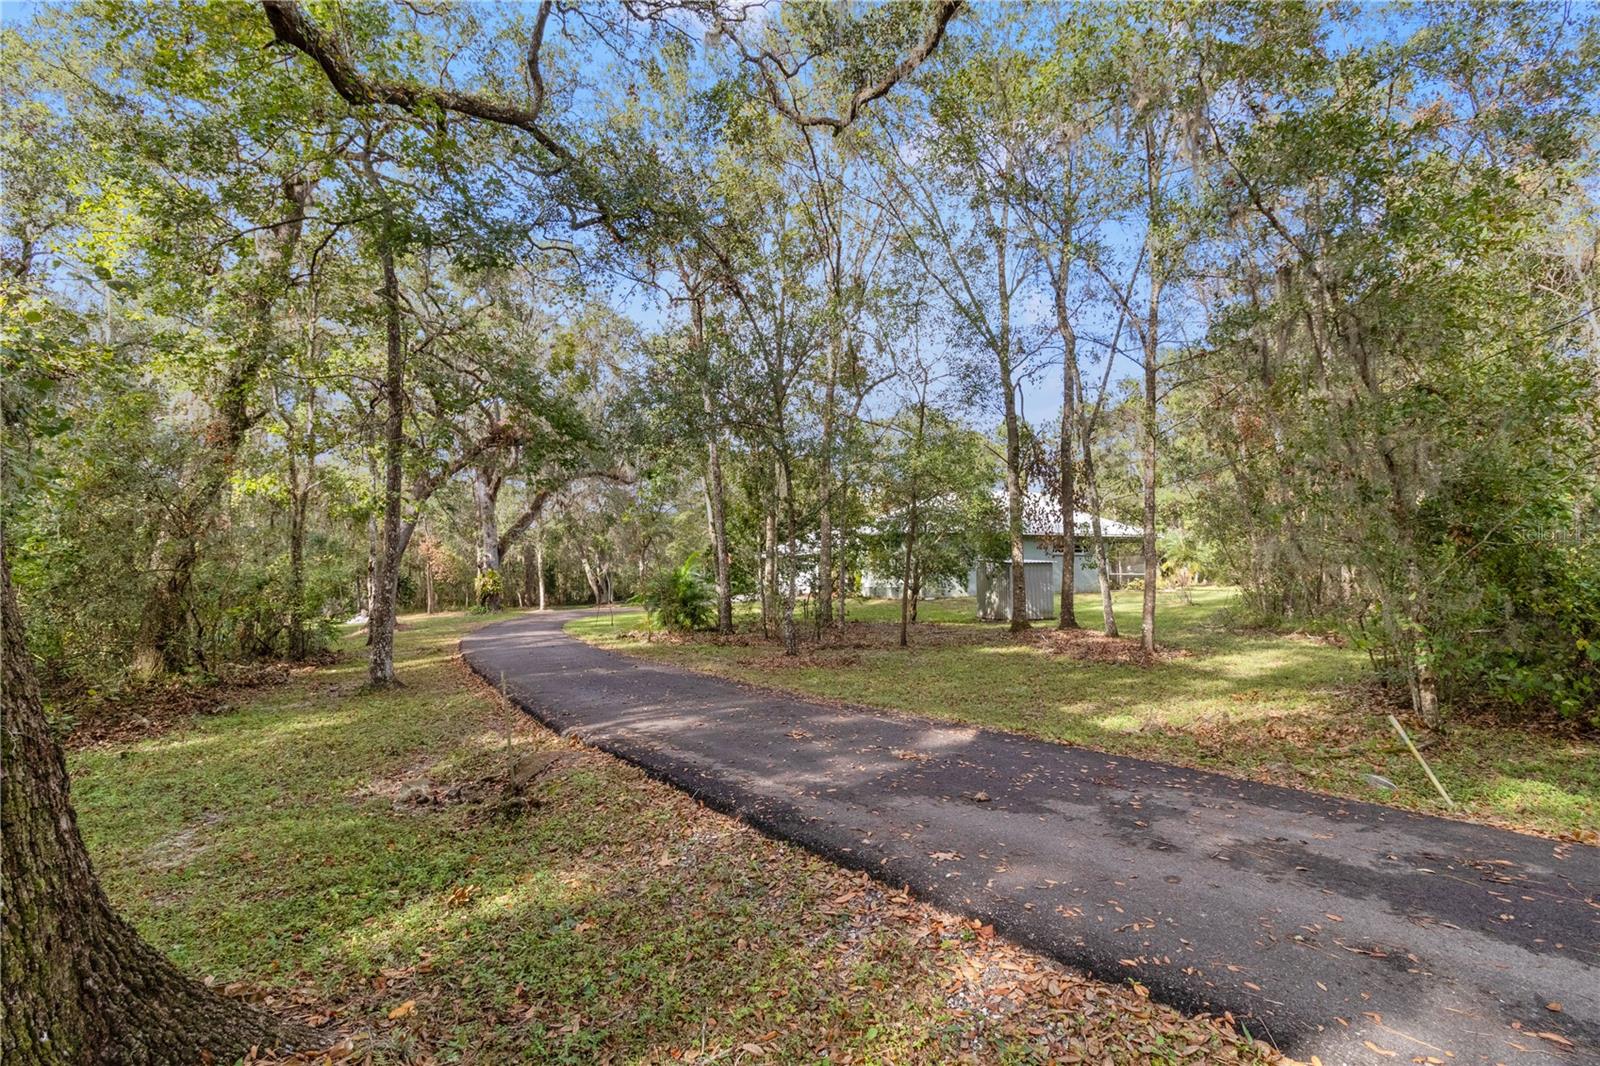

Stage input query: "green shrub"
[
  {"left": 637, "top": 555, "right": 715, "bottom": 633},
  {"left": 473, "top": 568, "right": 504, "bottom": 608}
]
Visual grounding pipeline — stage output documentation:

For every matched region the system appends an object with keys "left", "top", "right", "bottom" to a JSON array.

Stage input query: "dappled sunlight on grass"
[
  {"left": 64, "top": 608, "right": 1271, "bottom": 1062},
  {"left": 571, "top": 588, "right": 1597, "bottom": 837},
  {"left": 1477, "top": 775, "right": 1595, "bottom": 827}
]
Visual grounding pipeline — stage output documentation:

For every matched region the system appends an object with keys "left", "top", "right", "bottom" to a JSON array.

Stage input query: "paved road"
[{"left": 462, "top": 610, "right": 1600, "bottom": 1064}]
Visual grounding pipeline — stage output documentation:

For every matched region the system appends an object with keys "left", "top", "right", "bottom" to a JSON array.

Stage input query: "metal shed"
[{"left": 974, "top": 560, "right": 1056, "bottom": 621}]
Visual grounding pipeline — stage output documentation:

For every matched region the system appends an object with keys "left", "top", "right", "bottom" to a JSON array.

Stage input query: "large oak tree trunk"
[
  {"left": 472, "top": 467, "right": 503, "bottom": 611},
  {"left": 2, "top": 537, "right": 312, "bottom": 1064}
]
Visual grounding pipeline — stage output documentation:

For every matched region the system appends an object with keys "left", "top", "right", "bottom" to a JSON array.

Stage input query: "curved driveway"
[{"left": 462, "top": 609, "right": 1599, "bottom": 1064}]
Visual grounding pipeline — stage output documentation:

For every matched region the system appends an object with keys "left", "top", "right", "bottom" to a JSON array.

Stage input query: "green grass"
[
  {"left": 569, "top": 588, "right": 1599, "bottom": 838},
  {"left": 70, "top": 611, "right": 1265, "bottom": 1064}
]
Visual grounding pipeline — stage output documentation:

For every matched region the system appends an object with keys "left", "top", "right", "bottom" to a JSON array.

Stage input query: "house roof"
[{"left": 1009, "top": 492, "right": 1144, "bottom": 539}]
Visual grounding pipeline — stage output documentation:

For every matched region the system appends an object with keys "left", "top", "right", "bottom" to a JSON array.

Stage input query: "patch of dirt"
[
  {"left": 143, "top": 811, "right": 225, "bottom": 871},
  {"left": 744, "top": 652, "right": 863, "bottom": 671},
  {"left": 60, "top": 652, "right": 343, "bottom": 750},
  {"left": 351, "top": 755, "right": 441, "bottom": 806},
  {"left": 1028, "top": 626, "right": 1192, "bottom": 665},
  {"left": 1285, "top": 629, "right": 1349, "bottom": 648},
  {"left": 355, "top": 741, "right": 572, "bottom": 823}
]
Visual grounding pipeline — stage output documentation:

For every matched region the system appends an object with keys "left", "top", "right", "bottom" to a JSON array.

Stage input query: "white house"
[
  {"left": 970, "top": 494, "right": 1147, "bottom": 598},
  {"left": 856, "top": 492, "right": 1150, "bottom": 609}
]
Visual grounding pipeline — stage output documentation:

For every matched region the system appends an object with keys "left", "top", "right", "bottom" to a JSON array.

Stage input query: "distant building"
[
  {"left": 975, "top": 494, "right": 1148, "bottom": 595},
  {"left": 857, "top": 492, "right": 1150, "bottom": 619},
  {"left": 967, "top": 497, "right": 1148, "bottom": 621}
]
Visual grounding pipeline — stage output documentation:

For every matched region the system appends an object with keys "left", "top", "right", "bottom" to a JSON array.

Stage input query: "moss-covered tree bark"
[{"left": 2, "top": 537, "right": 314, "bottom": 1063}]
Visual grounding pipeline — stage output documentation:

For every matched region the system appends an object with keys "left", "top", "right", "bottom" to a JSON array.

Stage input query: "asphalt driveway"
[{"left": 462, "top": 610, "right": 1600, "bottom": 1064}]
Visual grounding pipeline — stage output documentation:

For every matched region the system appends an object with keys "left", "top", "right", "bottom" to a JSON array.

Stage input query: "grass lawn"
[
  {"left": 67, "top": 611, "right": 1267, "bottom": 1065},
  {"left": 568, "top": 588, "right": 1599, "bottom": 839}
]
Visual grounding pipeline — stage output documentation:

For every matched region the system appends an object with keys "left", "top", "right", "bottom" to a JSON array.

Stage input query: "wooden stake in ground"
[
  {"left": 500, "top": 670, "right": 512, "bottom": 773},
  {"left": 1388, "top": 714, "right": 1456, "bottom": 810}
]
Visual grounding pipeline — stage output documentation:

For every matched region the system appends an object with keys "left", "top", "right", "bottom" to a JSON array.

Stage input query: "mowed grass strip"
[
  {"left": 68, "top": 611, "right": 1267, "bottom": 1064},
  {"left": 568, "top": 588, "right": 1598, "bottom": 839}
]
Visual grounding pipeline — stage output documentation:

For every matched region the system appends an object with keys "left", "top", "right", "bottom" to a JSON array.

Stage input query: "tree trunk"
[
  {"left": 778, "top": 459, "right": 798, "bottom": 656},
  {"left": 1139, "top": 278, "right": 1162, "bottom": 654},
  {"left": 363, "top": 434, "right": 380, "bottom": 642},
  {"left": 131, "top": 532, "right": 199, "bottom": 677},
  {"left": 1054, "top": 288, "right": 1080, "bottom": 630},
  {"left": 534, "top": 526, "right": 547, "bottom": 610},
  {"left": 699, "top": 373, "right": 732, "bottom": 633},
  {"left": 994, "top": 203, "right": 1029, "bottom": 633},
  {"left": 2, "top": 538, "right": 313, "bottom": 1064},
  {"left": 472, "top": 466, "right": 503, "bottom": 610},
  {"left": 1001, "top": 388, "right": 1027, "bottom": 634},
  {"left": 287, "top": 471, "right": 309, "bottom": 659},
  {"left": 1136, "top": 120, "right": 1164, "bottom": 655},
  {"left": 899, "top": 501, "right": 919, "bottom": 649},
  {"left": 817, "top": 339, "right": 837, "bottom": 634},
  {"left": 899, "top": 397, "right": 928, "bottom": 648},
  {"left": 367, "top": 232, "right": 405, "bottom": 686},
  {"left": 1086, "top": 517, "right": 1117, "bottom": 636},
  {"left": 129, "top": 176, "right": 312, "bottom": 677},
  {"left": 701, "top": 465, "right": 732, "bottom": 633},
  {"left": 836, "top": 497, "right": 849, "bottom": 626},
  {"left": 284, "top": 383, "right": 317, "bottom": 661},
  {"left": 835, "top": 515, "right": 848, "bottom": 625},
  {"left": 581, "top": 554, "right": 601, "bottom": 605},
  {"left": 423, "top": 551, "right": 436, "bottom": 614},
  {"left": 910, "top": 559, "right": 922, "bottom": 622},
  {"left": 761, "top": 507, "right": 777, "bottom": 640}
]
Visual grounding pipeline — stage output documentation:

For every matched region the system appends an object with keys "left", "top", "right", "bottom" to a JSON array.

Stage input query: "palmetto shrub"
[{"left": 637, "top": 555, "right": 715, "bottom": 633}]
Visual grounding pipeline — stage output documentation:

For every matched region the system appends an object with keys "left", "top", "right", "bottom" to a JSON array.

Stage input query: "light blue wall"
[{"left": 968, "top": 536, "right": 1103, "bottom": 595}]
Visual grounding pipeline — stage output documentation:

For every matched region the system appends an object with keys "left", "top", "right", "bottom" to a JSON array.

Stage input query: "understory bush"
[{"left": 637, "top": 555, "right": 714, "bottom": 633}]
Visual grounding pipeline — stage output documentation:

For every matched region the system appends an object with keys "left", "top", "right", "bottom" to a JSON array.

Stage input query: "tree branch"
[
  {"left": 497, "top": 468, "right": 634, "bottom": 557},
  {"left": 729, "top": 0, "right": 963, "bottom": 135},
  {"left": 261, "top": 0, "right": 571, "bottom": 162}
]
